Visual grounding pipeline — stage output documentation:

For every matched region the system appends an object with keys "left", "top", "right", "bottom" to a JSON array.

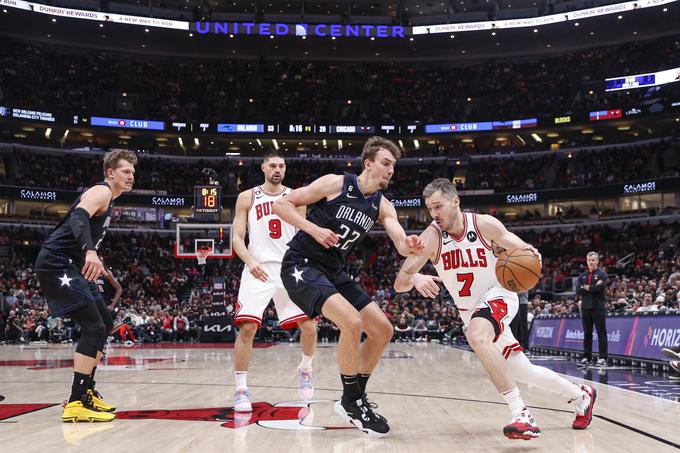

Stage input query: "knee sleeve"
[
  {"left": 71, "top": 303, "right": 106, "bottom": 358},
  {"left": 94, "top": 298, "right": 113, "bottom": 352}
]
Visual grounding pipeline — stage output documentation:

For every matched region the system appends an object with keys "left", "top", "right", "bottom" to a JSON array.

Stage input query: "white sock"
[
  {"left": 506, "top": 352, "right": 582, "bottom": 402},
  {"left": 299, "top": 354, "right": 313, "bottom": 370},
  {"left": 501, "top": 387, "right": 525, "bottom": 418},
  {"left": 235, "top": 371, "right": 248, "bottom": 390}
]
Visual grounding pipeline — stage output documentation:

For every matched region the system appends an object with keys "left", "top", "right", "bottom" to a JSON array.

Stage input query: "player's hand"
[
  {"left": 412, "top": 273, "right": 442, "bottom": 299},
  {"left": 312, "top": 226, "right": 339, "bottom": 249},
  {"left": 583, "top": 285, "right": 590, "bottom": 291},
  {"left": 404, "top": 235, "right": 425, "bottom": 255},
  {"left": 524, "top": 244, "right": 542, "bottom": 266},
  {"left": 247, "top": 260, "right": 269, "bottom": 282},
  {"left": 82, "top": 250, "right": 104, "bottom": 281}
]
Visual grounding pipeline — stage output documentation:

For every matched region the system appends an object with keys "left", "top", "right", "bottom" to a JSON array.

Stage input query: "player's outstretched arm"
[
  {"left": 232, "top": 190, "right": 268, "bottom": 282},
  {"left": 73, "top": 185, "right": 111, "bottom": 280},
  {"left": 379, "top": 197, "right": 425, "bottom": 257},
  {"left": 394, "top": 226, "right": 441, "bottom": 298},
  {"left": 273, "top": 174, "right": 343, "bottom": 249},
  {"left": 476, "top": 214, "right": 542, "bottom": 265}
]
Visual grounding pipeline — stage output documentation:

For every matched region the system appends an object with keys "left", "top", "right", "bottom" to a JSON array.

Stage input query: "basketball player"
[
  {"left": 35, "top": 150, "right": 136, "bottom": 422},
  {"left": 274, "top": 136, "right": 424, "bottom": 436},
  {"left": 394, "top": 178, "right": 596, "bottom": 440},
  {"left": 231, "top": 151, "right": 317, "bottom": 412}
]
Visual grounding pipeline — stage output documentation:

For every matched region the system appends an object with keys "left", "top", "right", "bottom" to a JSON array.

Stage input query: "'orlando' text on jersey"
[{"left": 287, "top": 173, "right": 382, "bottom": 272}]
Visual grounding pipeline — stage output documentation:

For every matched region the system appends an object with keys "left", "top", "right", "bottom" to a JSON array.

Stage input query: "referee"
[{"left": 577, "top": 251, "right": 609, "bottom": 367}]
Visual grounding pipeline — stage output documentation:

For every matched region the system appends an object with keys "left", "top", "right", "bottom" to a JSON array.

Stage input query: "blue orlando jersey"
[{"left": 287, "top": 173, "right": 382, "bottom": 272}]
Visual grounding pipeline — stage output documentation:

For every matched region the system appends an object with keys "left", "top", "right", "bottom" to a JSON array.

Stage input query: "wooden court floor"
[{"left": 1, "top": 342, "right": 678, "bottom": 452}]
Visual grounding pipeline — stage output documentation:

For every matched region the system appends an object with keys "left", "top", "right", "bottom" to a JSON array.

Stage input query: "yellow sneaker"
[
  {"left": 62, "top": 399, "right": 116, "bottom": 423},
  {"left": 88, "top": 389, "right": 116, "bottom": 412}
]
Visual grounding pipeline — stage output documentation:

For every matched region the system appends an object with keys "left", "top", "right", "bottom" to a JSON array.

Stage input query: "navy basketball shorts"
[
  {"left": 281, "top": 249, "right": 372, "bottom": 318},
  {"left": 35, "top": 249, "right": 102, "bottom": 318}
]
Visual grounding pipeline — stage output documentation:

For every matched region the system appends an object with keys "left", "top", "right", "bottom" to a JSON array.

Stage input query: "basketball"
[{"left": 495, "top": 248, "right": 542, "bottom": 292}]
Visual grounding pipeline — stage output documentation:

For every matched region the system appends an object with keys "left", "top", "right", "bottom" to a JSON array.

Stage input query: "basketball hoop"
[{"left": 196, "top": 245, "right": 213, "bottom": 266}]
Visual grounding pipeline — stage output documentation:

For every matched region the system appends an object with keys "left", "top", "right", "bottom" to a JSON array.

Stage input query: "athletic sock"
[
  {"left": 340, "top": 374, "right": 362, "bottom": 403},
  {"left": 235, "top": 371, "right": 248, "bottom": 391},
  {"left": 299, "top": 354, "right": 314, "bottom": 370},
  {"left": 88, "top": 366, "right": 97, "bottom": 390},
  {"left": 358, "top": 373, "right": 371, "bottom": 395},
  {"left": 501, "top": 387, "right": 525, "bottom": 418},
  {"left": 69, "top": 372, "right": 91, "bottom": 403}
]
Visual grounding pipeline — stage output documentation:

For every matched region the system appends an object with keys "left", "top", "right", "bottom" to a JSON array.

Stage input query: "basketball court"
[{"left": 1, "top": 342, "right": 678, "bottom": 452}]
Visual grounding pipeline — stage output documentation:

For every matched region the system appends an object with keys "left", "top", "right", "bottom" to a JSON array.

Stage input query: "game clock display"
[{"left": 194, "top": 186, "right": 221, "bottom": 218}]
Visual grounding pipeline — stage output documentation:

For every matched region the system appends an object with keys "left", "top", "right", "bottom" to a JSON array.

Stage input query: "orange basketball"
[{"left": 494, "top": 248, "right": 542, "bottom": 292}]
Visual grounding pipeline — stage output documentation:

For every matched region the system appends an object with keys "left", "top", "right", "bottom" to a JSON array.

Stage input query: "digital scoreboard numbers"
[{"left": 194, "top": 185, "right": 221, "bottom": 220}]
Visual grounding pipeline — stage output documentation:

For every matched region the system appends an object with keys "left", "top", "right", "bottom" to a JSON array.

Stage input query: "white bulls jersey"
[
  {"left": 431, "top": 212, "right": 503, "bottom": 311},
  {"left": 247, "top": 186, "right": 296, "bottom": 264}
]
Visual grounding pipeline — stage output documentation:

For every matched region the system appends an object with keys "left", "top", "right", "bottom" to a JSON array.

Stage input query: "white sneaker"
[
  {"left": 234, "top": 388, "right": 253, "bottom": 412},
  {"left": 297, "top": 366, "right": 314, "bottom": 401}
]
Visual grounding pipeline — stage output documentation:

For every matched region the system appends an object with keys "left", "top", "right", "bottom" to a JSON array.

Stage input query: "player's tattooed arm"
[
  {"left": 476, "top": 214, "right": 542, "bottom": 265},
  {"left": 394, "top": 226, "right": 441, "bottom": 298}
]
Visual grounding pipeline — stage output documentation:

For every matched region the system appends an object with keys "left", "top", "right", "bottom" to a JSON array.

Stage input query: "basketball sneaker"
[
  {"left": 334, "top": 398, "right": 390, "bottom": 437},
  {"left": 297, "top": 366, "right": 314, "bottom": 401},
  {"left": 571, "top": 384, "right": 597, "bottom": 430},
  {"left": 87, "top": 388, "right": 116, "bottom": 412},
  {"left": 234, "top": 388, "right": 253, "bottom": 412},
  {"left": 670, "top": 360, "right": 679, "bottom": 373},
  {"left": 62, "top": 394, "right": 115, "bottom": 423},
  {"left": 661, "top": 346, "right": 680, "bottom": 360},
  {"left": 360, "top": 393, "right": 388, "bottom": 424},
  {"left": 577, "top": 358, "right": 591, "bottom": 367},
  {"left": 594, "top": 358, "right": 608, "bottom": 367},
  {"left": 503, "top": 408, "right": 541, "bottom": 440}
]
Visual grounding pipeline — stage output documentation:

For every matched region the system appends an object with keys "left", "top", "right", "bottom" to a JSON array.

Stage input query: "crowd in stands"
[
  {"left": 2, "top": 140, "right": 676, "bottom": 200},
  {"left": 1, "top": 38, "right": 679, "bottom": 125},
  {"left": 2, "top": 219, "right": 678, "bottom": 345}
]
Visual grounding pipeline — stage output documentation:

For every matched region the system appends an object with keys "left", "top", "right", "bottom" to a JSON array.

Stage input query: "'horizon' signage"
[{"left": 194, "top": 22, "right": 406, "bottom": 38}]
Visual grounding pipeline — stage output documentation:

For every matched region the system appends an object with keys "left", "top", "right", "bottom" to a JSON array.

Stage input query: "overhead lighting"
[
  {"left": 52, "top": 18, "right": 56, "bottom": 22},
  {"left": 119, "top": 135, "right": 131, "bottom": 139},
  {"left": 45, "top": 128, "right": 52, "bottom": 139},
  {"left": 156, "top": 137, "right": 168, "bottom": 142},
  {"left": 61, "top": 129, "right": 69, "bottom": 142},
  {"left": 617, "top": 125, "right": 631, "bottom": 131},
  {"left": 145, "top": 28, "right": 149, "bottom": 32},
  {"left": 530, "top": 133, "right": 542, "bottom": 143},
  {"left": 178, "top": 137, "right": 185, "bottom": 149},
  {"left": 581, "top": 128, "right": 594, "bottom": 134},
  {"left": 225, "top": 152, "right": 240, "bottom": 156},
  {"left": 516, "top": 135, "right": 526, "bottom": 145},
  {"left": 413, "top": 139, "right": 420, "bottom": 150},
  {"left": 461, "top": 138, "right": 474, "bottom": 143},
  {"left": 533, "top": 28, "right": 538, "bottom": 33},
  {"left": 617, "top": 15, "right": 622, "bottom": 19},
  {"left": 592, "top": 135, "right": 604, "bottom": 141},
  {"left": 546, "top": 132, "right": 559, "bottom": 138},
  {"left": 81, "top": 132, "right": 93, "bottom": 137},
  {"left": 272, "top": 139, "right": 279, "bottom": 150},
  {"left": 398, "top": 139, "right": 404, "bottom": 149},
  {"left": 574, "top": 22, "right": 579, "bottom": 26},
  {"left": 495, "top": 136, "right": 508, "bottom": 142},
  {"left": 21, "top": 127, "right": 35, "bottom": 132},
  {"left": 450, "top": 34, "right": 455, "bottom": 38},
  {"left": 338, "top": 139, "right": 343, "bottom": 150},
  {"left": 322, "top": 139, "right": 327, "bottom": 148},
  {"left": 194, "top": 138, "right": 200, "bottom": 148},
  {"left": 256, "top": 138, "right": 262, "bottom": 147}
]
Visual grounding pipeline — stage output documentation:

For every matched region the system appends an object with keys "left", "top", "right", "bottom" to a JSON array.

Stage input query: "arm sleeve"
[{"left": 69, "top": 207, "right": 96, "bottom": 251}]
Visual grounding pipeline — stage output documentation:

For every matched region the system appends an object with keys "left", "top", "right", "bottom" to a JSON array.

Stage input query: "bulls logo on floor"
[{"left": 116, "top": 401, "right": 353, "bottom": 431}]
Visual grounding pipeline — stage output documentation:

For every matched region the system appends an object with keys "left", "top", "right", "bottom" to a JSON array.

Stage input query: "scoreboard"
[{"left": 194, "top": 185, "right": 221, "bottom": 220}]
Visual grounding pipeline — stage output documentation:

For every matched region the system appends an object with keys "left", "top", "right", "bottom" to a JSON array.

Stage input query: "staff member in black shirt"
[{"left": 577, "top": 251, "right": 609, "bottom": 367}]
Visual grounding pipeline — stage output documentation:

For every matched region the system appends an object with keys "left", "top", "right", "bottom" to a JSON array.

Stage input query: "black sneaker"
[
  {"left": 334, "top": 398, "right": 390, "bottom": 437},
  {"left": 661, "top": 346, "right": 680, "bottom": 360},
  {"left": 361, "top": 393, "right": 387, "bottom": 424}
]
